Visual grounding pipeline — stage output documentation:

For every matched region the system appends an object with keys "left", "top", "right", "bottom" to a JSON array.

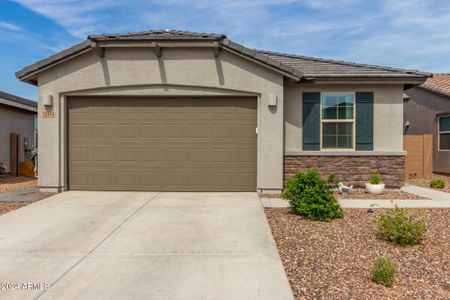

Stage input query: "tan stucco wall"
[
  {"left": 37, "top": 47, "right": 284, "bottom": 192},
  {"left": 0, "top": 105, "right": 36, "bottom": 172},
  {"left": 284, "top": 83, "right": 405, "bottom": 154}
]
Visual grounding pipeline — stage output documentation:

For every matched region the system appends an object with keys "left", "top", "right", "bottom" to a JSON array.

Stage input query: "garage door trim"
[{"left": 67, "top": 96, "right": 257, "bottom": 191}]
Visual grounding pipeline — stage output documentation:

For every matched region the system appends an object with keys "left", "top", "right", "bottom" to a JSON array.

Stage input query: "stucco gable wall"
[
  {"left": 37, "top": 48, "right": 284, "bottom": 192},
  {"left": 38, "top": 48, "right": 282, "bottom": 94}
]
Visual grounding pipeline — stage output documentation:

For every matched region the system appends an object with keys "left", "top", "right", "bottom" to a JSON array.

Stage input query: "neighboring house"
[
  {"left": 404, "top": 74, "right": 450, "bottom": 174},
  {"left": 0, "top": 91, "right": 37, "bottom": 174},
  {"left": 16, "top": 30, "right": 429, "bottom": 192}
]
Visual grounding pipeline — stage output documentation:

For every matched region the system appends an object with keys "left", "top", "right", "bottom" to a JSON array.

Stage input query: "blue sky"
[{"left": 2, "top": 0, "right": 450, "bottom": 100}]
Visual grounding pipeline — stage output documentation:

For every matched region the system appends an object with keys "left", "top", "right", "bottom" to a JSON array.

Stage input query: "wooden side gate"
[{"left": 403, "top": 135, "right": 433, "bottom": 179}]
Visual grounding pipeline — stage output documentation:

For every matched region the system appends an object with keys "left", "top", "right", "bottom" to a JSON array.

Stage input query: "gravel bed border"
[
  {"left": 0, "top": 176, "right": 37, "bottom": 193},
  {"left": 260, "top": 188, "right": 428, "bottom": 200},
  {"left": 265, "top": 208, "right": 450, "bottom": 300},
  {"left": 0, "top": 202, "right": 31, "bottom": 216}
]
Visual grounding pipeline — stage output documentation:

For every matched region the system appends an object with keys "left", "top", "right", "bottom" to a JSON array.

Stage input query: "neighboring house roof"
[
  {"left": 419, "top": 73, "right": 450, "bottom": 98},
  {"left": 16, "top": 29, "right": 430, "bottom": 85},
  {"left": 0, "top": 91, "right": 37, "bottom": 113}
]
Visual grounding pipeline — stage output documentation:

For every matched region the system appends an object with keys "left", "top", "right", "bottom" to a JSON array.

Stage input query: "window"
[
  {"left": 321, "top": 93, "right": 354, "bottom": 150},
  {"left": 439, "top": 115, "right": 450, "bottom": 151}
]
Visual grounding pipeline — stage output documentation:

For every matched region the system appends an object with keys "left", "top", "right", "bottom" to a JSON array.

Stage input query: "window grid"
[
  {"left": 320, "top": 93, "right": 355, "bottom": 151},
  {"left": 438, "top": 115, "right": 450, "bottom": 151}
]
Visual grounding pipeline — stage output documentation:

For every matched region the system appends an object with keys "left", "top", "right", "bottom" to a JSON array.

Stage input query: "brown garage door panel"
[{"left": 68, "top": 97, "right": 257, "bottom": 191}]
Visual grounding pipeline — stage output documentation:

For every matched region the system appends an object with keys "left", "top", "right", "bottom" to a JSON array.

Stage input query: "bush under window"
[{"left": 282, "top": 168, "right": 343, "bottom": 222}]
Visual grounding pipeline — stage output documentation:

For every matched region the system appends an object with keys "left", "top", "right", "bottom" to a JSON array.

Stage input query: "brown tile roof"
[
  {"left": 258, "top": 50, "right": 428, "bottom": 78},
  {"left": 88, "top": 29, "right": 226, "bottom": 41},
  {"left": 419, "top": 73, "right": 450, "bottom": 97},
  {"left": 16, "top": 29, "right": 430, "bottom": 84}
]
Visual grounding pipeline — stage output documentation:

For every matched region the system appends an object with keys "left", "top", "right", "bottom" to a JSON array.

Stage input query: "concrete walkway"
[
  {"left": 401, "top": 184, "right": 450, "bottom": 201},
  {"left": 262, "top": 185, "right": 450, "bottom": 208},
  {"left": 0, "top": 191, "right": 294, "bottom": 300}
]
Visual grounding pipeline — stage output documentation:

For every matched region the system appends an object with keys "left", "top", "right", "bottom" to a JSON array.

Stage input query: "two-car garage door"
[{"left": 68, "top": 97, "right": 257, "bottom": 191}]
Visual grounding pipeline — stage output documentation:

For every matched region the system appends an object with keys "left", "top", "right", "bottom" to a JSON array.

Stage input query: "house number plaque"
[{"left": 42, "top": 111, "right": 55, "bottom": 118}]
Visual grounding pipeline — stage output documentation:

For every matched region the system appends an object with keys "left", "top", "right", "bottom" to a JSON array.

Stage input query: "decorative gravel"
[
  {"left": 260, "top": 188, "right": 427, "bottom": 200},
  {"left": 265, "top": 208, "right": 450, "bottom": 300},
  {"left": 0, "top": 202, "right": 31, "bottom": 215},
  {"left": 0, "top": 176, "right": 37, "bottom": 192},
  {"left": 407, "top": 174, "right": 450, "bottom": 194},
  {"left": 333, "top": 189, "right": 428, "bottom": 200}
]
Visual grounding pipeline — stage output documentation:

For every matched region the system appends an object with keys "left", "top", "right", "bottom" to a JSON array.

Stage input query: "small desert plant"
[
  {"left": 370, "top": 172, "right": 382, "bottom": 184},
  {"left": 282, "top": 168, "right": 343, "bottom": 222},
  {"left": 375, "top": 206, "right": 427, "bottom": 246},
  {"left": 327, "top": 172, "right": 338, "bottom": 187},
  {"left": 430, "top": 179, "right": 445, "bottom": 189},
  {"left": 371, "top": 256, "right": 397, "bottom": 287}
]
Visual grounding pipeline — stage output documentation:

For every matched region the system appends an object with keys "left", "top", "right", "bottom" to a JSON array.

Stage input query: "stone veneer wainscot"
[{"left": 284, "top": 155, "right": 405, "bottom": 188}]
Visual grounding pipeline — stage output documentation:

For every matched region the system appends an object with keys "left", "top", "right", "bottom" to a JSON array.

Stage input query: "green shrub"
[
  {"left": 371, "top": 256, "right": 397, "bottom": 287},
  {"left": 282, "top": 168, "right": 343, "bottom": 222},
  {"left": 375, "top": 206, "right": 427, "bottom": 246},
  {"left": 328, "top": 172, "right": 338, "bottom": 186},
  {"left": 370, "top": 172, "right": 382, "bottom": 184},
  {"left": 430, "top": 179, "right": 445, "bottom": 189}
]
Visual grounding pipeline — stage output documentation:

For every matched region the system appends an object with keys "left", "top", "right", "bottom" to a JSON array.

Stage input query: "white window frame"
[
  {"left": 320, "top": 92, "right": 356, "bottom": 151},
  {"left": 438, "top": 114, "right": 450, "bottom": 151}
]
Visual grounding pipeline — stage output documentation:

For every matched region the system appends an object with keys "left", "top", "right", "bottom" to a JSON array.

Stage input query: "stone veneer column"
[{"left": 284, "top": 156, "right": 405, "bottom": 188}]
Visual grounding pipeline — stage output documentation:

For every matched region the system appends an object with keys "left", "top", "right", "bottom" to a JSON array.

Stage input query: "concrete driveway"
[{"left": 0, "top": 191, "right": 294, "bottom": 300}]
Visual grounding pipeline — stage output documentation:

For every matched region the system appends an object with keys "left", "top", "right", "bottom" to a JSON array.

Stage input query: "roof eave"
[
  {"left": 16, "top": 41, "right": 92, "bottom": 85},
  {"left": 16, "top": 31, "right": 430, "bottom": 85},
  {"left": 0, "top": 99, "right": 37, "bottom": 112},
  {"left": 17, "top": 38, "right": 303, "bottom": 84},
  {"left": 304, "top": 76, "right": 428, "bottom": 85}
]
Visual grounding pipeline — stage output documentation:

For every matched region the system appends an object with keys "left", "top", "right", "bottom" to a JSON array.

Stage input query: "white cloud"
[
  {"left": 329, "top": 0, "right": 450, "bottom": 71},
  {"left": 0, "top": 21, "right": 22, "bottom": 31},
  {"left": 12, "top": 0, "right": 119, "bottom": 37}
]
